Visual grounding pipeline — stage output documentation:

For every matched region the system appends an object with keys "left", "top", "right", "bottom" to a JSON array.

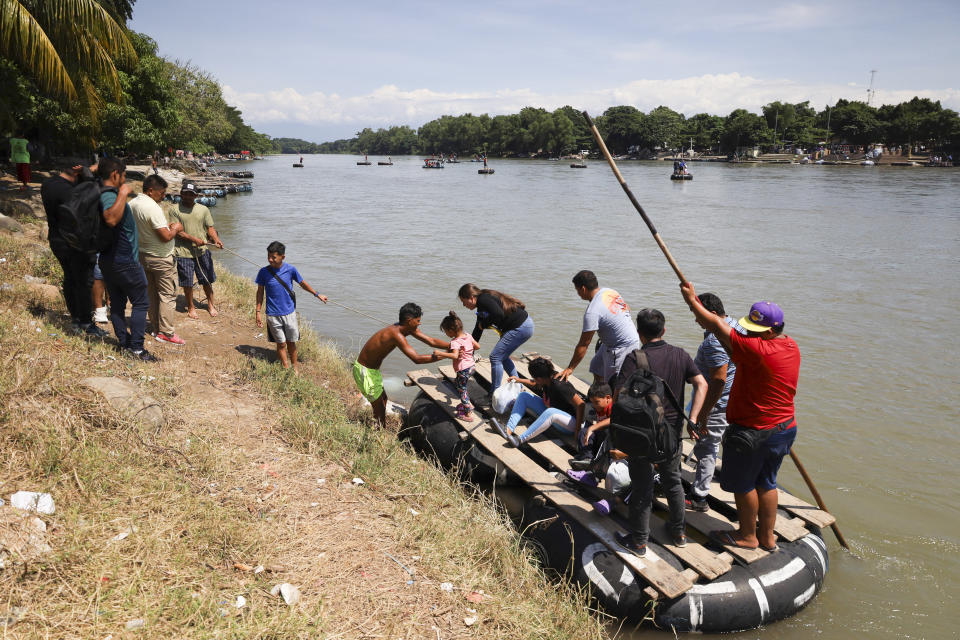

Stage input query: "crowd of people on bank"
[
  {"left": 37, "top": 156, "right": 800, "bottom": 559},
  {"left": 352, "top": 270, "right": 800, "bottom": 557},
  {"left": 41, "top": 158, "right": 225, "bottom": 361}
]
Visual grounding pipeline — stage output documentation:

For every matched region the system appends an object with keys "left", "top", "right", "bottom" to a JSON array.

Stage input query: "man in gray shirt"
[{"left": 557, "top": 270, "right": 641, "bottom": 384}]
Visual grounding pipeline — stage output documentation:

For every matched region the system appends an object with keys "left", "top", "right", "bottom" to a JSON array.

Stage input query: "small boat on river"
[
  {"left": 357, "top": 155, "right": 372, "bottom": 166},
  {"left": 423, "top": 158, "right": 444, "bottom": 169},
  {"left": 671, "top": 173, "right": 693, "bottom": 180},
  {"left": 401, "top": 352, "right": 832, "bottom": 633},
  {"left": 378, "top": 157, "right": 393, "bottom": 166}
]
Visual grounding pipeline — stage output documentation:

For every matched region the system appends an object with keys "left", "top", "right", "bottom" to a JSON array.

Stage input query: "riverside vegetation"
[{"left": 0, "top": 208, "right": 609, "bottom": 637}]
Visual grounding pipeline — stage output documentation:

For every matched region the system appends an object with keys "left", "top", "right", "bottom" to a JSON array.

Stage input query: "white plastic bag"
[
  {"left": 9, "top": 491, "right": 55, "bottom": 515},
  {"left": 491, "top": 380, "right": 523, "bottom": 414}
]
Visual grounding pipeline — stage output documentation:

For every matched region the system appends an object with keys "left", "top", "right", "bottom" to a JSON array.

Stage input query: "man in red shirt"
[{"left": 680, "top": 282, "right": 800, "bottom": 552}]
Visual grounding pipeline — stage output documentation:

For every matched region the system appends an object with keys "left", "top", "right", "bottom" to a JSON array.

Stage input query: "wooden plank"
[
  {"left": 406, "top": 369, "right": 694, "bottom": 599},
  {"left": 680, "top": 440, "right": 836, "bottom": 529},
  {"left": 678, "top": 442, "right": 809, "bottom": 542},
  {"left": 406, "top": 369, "right": 480, "bottom": 430},
  {"left": 482, "top": 359, "right": 770, "bottom": 564},
  {"left": 456, "top": 363, "right": 733, "bottom": 578}
]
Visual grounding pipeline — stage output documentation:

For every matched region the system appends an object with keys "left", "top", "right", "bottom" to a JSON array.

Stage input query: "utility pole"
[
  {"left": 773, "top": 110, "right": 779, "bottom": 151},
  {"left": 867, "top": 70, "right": 877, "bottom": 105}
]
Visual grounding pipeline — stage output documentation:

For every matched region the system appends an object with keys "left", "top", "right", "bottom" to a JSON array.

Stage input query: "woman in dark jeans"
[{"left": 457, "top": 283, "right": 534, "bottom": 391}]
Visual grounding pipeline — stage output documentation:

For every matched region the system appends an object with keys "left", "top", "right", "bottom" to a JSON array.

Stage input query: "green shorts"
[{"left": 353, "top": 360, "right": 384, "bottom": 403}]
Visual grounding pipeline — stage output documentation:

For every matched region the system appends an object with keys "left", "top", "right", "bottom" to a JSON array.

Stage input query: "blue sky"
[{"left": 130, "top": 1, "right": 960, "bottom": 141}]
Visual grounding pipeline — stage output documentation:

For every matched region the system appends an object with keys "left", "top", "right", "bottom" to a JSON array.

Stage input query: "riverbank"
[{"left": 0, "top": 201, "right": 605, "bottom": 637}]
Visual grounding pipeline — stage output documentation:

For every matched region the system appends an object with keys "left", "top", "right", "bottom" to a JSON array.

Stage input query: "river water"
[{"left": 212, "top": 154, "right": 958, "bottom": 638}]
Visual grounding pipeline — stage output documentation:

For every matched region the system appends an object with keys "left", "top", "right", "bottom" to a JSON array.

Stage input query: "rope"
[{"left": 209, "top": 245, "right": 391, "bottom": 325}]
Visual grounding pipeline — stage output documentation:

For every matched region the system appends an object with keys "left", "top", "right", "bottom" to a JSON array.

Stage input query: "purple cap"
[{"left": 738, "top": 301, "right": 784, "bottom": 333}]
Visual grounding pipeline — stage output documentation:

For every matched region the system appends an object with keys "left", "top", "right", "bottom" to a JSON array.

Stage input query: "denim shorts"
[
  {"left": 719, "top": 423, "right": 797, "bottom": 493},
  {"left": 93, "top": 253, "right": 103, "bottom": 281}
]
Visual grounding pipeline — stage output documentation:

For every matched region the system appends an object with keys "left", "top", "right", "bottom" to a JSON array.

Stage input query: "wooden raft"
[
  {"left": 518, "top": 353, "right": 835, "bottom": 530},
  {"left": 484, "top": 357, "right": 767, "bottom": 564},
  {"left": 406, "top": 368, "right": 694, "bottom": 599}
]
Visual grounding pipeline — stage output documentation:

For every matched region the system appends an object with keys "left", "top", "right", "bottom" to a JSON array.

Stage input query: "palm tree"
[{"left": 0, "top": 0, "right": 137, "bottom": 106}]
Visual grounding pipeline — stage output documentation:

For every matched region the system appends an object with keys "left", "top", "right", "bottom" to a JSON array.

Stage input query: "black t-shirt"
[
  {"left": 615, "top": 341, "right": 699, "bottom": 422},
  {"left": 40, "top": 175, "right": 75, "bottom": 247},
  {"left": 533, "top": 379, "right": 579, "bottom": 415},
  {"left": 471, "top": 292, "right": 529, "bottom": 341}
]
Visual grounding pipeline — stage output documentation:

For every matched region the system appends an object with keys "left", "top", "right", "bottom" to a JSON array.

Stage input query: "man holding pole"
[{"left": 679, "top": 283, "right": 799, "bottom": 552}]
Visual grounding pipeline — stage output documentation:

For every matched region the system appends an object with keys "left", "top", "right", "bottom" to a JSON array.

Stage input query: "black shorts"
[{"left": 176, "top": 251, "right": 216, "bottom": 287}]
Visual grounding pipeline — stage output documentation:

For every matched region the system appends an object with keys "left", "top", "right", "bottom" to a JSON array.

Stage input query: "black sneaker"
[
  {"left": 126, "top": 348, "right": 160, "bottom": 363},
  {"left": 671, "top": 531, "right": 688, "bottom": 548},
  {"left": 615, "top": 531, "right": 646, "bottom": 556},
  {"left": 85, "top": 323, "right": 109, "bottom": 339},
  {"left": 490, "top": 418, "right": 520, "bottom": 447},
  {"left": 569, "top": 452, "right": 593, "bottom": 471},
  {"left": 685, "top": 495, "right": 709, "bottom": 512}
]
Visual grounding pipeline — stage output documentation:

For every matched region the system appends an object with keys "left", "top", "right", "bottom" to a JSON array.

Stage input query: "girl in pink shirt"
[{"left": 433, "top": 311, "right": 480, "bottom": 420}]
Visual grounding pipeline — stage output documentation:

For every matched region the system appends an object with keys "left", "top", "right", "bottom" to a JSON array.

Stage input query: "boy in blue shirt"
[{"left": 254, "top": 241, "right": 327, "bottom": 373}]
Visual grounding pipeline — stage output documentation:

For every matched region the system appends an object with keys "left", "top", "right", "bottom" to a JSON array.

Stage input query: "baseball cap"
[
  {"left": 738, "top": 301, "right": 784, "bottom": 333},
  {"left": 180, "top": 182, "right": 197, "bottom": 193}
]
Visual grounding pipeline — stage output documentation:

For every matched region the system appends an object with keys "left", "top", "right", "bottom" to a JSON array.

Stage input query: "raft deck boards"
[
  {"left": 446, "top": 363, "right": 731, "bottom": 580},
  {"left": 522, "top": 353, "right": 836, "bottom": 530},
  {"left": 511, "top": 356, "right": 785, "bottom": 560},
  {"left": 406, "top": 369, "right": 694, "bottom": 599}
]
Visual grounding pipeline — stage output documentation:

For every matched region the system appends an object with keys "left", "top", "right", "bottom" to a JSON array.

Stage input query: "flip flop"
[
  {"left": 760, "top": 542, "right": 779, "bottom": 552},
  {"left": 710, "top": 529, "right": 759, "bottom": 550}
]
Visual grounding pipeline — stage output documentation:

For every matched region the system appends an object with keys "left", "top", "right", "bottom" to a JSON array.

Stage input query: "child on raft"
[
  {"left": 254, "top": 241, "right": 328, "bottom": 373},
  {"left": 566, "top": 381, "right": 632, "bottom": 515},
  {"left": 433, "top": 311, "right": 480, "bottom": 420}
]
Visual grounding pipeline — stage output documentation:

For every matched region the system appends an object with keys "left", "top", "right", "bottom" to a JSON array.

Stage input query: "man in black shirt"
[
  {"left": 614, "top": 309, "right": 706, "bottom": 556},
  {"left": 40, "top": 159, "right": 107, "bottom": 337}
]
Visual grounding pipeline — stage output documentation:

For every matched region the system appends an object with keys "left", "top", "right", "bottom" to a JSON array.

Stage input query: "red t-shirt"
[{"left": 726, "top": 331, "right": 800, "bottom": 430}]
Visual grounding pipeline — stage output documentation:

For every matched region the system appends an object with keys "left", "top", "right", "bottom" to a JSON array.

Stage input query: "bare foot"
[
  {"left": 187, "top": 308, "right": 199, "bottom": 319},
  {"left": 208, "top": 305, "right": 218, "bottom": 317}
]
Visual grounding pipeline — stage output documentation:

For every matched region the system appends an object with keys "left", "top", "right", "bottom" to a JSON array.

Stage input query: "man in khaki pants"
[{"left": 130, "top": 175, "right": 185, "bottom": 345}]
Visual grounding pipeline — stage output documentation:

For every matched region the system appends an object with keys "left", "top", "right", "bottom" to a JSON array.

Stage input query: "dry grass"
[{"left": 0, "top": 226, "right": 608, "bottom": 639}]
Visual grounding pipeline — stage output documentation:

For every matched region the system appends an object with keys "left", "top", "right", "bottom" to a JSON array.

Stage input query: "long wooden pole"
[
  {"left": 581, "top": 110, "right": 687, "bottom": 284},
  {"left": 583, "top": 110, "right": 850, "bottom": 550},
  {"left": 789, "top": 448, "right": 850, "bottom": 549}
]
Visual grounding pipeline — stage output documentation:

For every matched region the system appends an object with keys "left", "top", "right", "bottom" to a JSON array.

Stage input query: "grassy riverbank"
[{"left": 0, "top": 211, "right": 607, "bottom": 638}]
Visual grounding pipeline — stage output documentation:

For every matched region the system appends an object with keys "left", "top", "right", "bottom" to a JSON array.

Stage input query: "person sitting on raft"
[
  {"left": 565, "top": 382, "right": 631, "bottom": 515},
  {"left": 432, "top": 311, "right": 480, "bottom": 421},
  {"left": 457, "top": 283, "right": 534, "bottom": 391},
  {"left": 354, "top": 303, "right": 448, "bottom": 427},
  {"left": 491, "top": 357, "right": 585, "bottom": 448}
]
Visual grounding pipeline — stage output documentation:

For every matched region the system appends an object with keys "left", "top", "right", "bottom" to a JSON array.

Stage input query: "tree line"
[
  {"left": 314, "top": 99, "right": 960, "bottom": 157},
  {"left": 1, "top": 0, "right": 276, "bottom": 158}
]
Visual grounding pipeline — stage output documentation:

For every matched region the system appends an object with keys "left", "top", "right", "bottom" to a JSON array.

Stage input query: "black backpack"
[
  {"left": 609, "top": 350, "right": 686, "bottom": 463},
  {"left": 57, "top": 180, "right": 112, "bottom": 255}
]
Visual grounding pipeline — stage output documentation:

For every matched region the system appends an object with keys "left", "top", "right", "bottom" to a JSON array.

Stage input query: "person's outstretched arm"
[
  {"left": 557, "top": 330, "right": 595, "bottom": 381},
  {"left": 681, "top": 282, "right": 732, "bottom": 351},
  {"left": 298, "top": 279, "right": 327, "bottom": 302},
  {"left": 397, "top": 333, "right": 441, "bottom": 365}
]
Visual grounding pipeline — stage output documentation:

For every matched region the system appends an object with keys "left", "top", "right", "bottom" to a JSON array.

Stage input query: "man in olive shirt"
[
  {"left": 131, "top": 175, "right": 184, "bottom": 344},
  {"left": 169, "top": 183, "right": 223, "bottom": 318}
]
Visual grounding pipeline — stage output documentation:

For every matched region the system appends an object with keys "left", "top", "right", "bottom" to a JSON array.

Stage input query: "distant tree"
[
  {"left": 682, "top": 113, "right": 724, "bottom": 151},
  {"left": 596, "top": 105, "right": 644, "bottom": 154},
  {"left": 720, "top": 109, "right": 769, "bottom": 152},
  {"left": 827, "top": 100, "right": 883, "bottom": 146},
  {"left": 643, "top": 105, "right": 684, "bottom": 151}
]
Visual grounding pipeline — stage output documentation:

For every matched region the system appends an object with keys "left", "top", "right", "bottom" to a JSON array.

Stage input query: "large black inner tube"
[{"left": 520, "top": 496, "right": 828, "bottom": 633}]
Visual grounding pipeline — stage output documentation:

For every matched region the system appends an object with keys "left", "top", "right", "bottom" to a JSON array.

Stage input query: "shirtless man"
[{"left": 354, "top": 302, "right": 447, "bottom": 426}]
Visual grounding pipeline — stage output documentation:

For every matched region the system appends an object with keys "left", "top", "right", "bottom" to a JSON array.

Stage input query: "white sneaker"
[{"left": 93, "top": 307, "right": 108, "bottom": 323}]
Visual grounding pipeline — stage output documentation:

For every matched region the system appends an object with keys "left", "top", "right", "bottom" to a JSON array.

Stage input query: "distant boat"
[
  {"left": 670, "top": 173, "right": 693, "bottom": 180},
  {"left": 357, "top": 154, "right": 372, "bottom": 166},
  {"left": 861, "top": 159, "right": 876, "bottom": 166},
  {"left": 570, "top": 152, "right": 587, "bottom": 168},
  {"left": 423, "top": 158, "right": 444, "bottom": 169},
  {"left": 478, "top": 157, "right": 494, "bottom": 174},
  {"left": 292, "top": 163, "right": 303, "bottom": 168},
  {"left": 378, "top": 157, "right": 393, "bottom": 166}
]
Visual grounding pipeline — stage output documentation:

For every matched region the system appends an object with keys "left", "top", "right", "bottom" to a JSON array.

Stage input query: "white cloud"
[{"left": 223, "top": 73, "right": 960, "bottom": 132}]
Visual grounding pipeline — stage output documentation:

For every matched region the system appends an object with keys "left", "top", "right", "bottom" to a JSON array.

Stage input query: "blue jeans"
[
  {"left": 100, "top": 259, "right": 149, "bottom": 351},
  {"left": 504, "top": 391, "right": 576, "bottom": 444},
  {"left": 488, "top": 316, "right": 534, "bottom": 390}
]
